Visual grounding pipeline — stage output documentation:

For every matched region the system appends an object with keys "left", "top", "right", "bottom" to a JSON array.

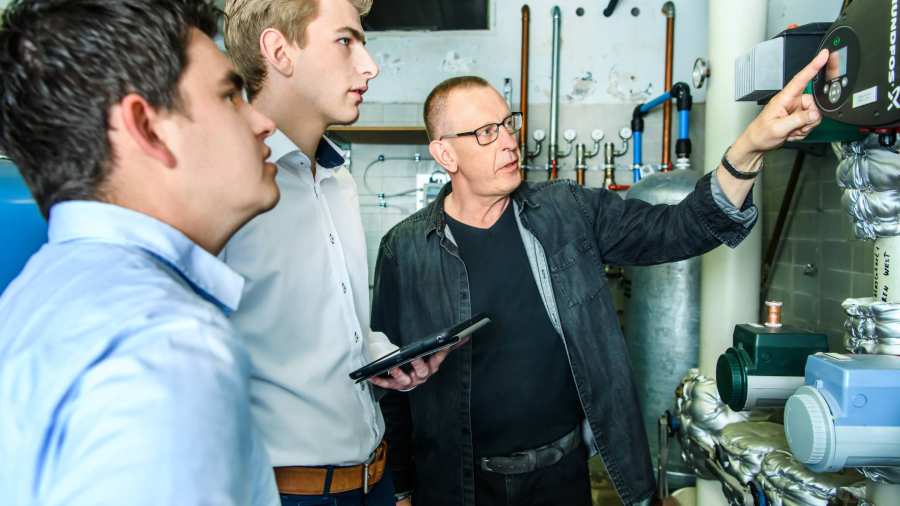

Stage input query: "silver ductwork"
[
  {"left": 758, "top": 451, "right": 867, "bottom": 506},
  {"left": 837, "top": 138, "right": 900, "bottom": 240},
  {"left": 675, "top": 370, "right": 750, "bottom": 480},
  {"left": 842, "top": 297, "right": 900, "bottom": 355},
  {"left": 718, "top": 422, "right": 789, "bottom": 487}
]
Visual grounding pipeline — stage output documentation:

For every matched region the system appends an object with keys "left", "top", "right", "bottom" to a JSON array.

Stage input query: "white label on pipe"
[{"left": 874, "top": 237, "right": 900, "bottom": 303}]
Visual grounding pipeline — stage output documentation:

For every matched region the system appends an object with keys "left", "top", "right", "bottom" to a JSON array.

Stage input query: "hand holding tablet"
[{"left": 351, "top": 314, "right": 491, "bottom": 390}]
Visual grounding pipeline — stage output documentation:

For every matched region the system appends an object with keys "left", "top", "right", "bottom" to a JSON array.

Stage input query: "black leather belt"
[{"left": 479, "top": 426, "right": 582, "bottom": 475}]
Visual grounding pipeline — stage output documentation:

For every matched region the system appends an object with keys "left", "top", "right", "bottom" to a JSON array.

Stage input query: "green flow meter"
[{"left": 716, "top": 323, "right": 828, "bottom": 411}]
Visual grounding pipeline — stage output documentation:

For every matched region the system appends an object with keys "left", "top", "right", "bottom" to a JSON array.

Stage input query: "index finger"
[{"left": 783, "top": 49, "right": 829, "bottom": 97}]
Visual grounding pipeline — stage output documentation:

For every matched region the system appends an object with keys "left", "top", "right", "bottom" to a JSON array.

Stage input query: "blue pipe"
[
  {"left": 633, "top": 131, "right": 643, "bottom": 182},
  {"left": 639, "top": 92, "right": 671, "bottom": 114},
  {"left": 679, "top": 110, "right": 689, "bottom": 140}
]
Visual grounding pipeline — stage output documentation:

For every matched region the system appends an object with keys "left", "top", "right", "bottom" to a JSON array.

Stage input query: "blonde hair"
[
  {"left": 224, "top": 0, "right": 373, "bottom": 99},
  {"left": 424, "top": 76, "right": 492, "bottom": 140}
]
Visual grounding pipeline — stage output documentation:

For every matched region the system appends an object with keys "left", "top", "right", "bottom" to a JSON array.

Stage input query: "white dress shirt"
[{"left": 222, "top": 130, "right": 397, "bottom": 467}]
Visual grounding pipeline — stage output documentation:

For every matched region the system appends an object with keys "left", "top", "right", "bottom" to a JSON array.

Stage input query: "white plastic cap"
[
  {"left": 533, "top": 129, "right": 546, "bottom": 142},
  {"left": 563, "top": 129, "right": 577, "bottom": 142},
  {"left": 619, "top": 127, "right": 633, "bottom": 140},
  {"left": 591, "top": 129, "right": 605, "bottom": 142},
  {"left": 784, "top": 386, "right": 832, "bottom": 468}
]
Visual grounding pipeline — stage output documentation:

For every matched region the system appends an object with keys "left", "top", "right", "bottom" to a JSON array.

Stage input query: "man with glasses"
[{"left": 372, "top": 63, "right": 828, "bottom": 506}]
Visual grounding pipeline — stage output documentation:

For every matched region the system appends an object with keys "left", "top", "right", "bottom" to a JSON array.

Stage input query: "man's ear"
[
  {"left": 117, "top": 94, "right": 176, "bottom": 168},
  {"left": 260, "top": 28, "right": 293, "bottom": 77},
  {"left": 428, "top": 139, "right": 458, "bottom": 175}
]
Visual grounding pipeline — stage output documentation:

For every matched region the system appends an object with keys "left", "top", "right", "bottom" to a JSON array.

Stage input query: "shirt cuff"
[
  {"left": 711, "top": 169, "right": 758, "bottom": 228},
  {"left": 367, "top": 330, "right": 400, "bottom": 360}
]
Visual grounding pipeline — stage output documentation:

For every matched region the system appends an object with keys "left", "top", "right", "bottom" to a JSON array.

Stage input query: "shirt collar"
[
  {"left": 47, "top": 201, "right": 245, "bottom": 314},
  {"left": 267, "top": 129, "right": 346, "bottom": 178}
]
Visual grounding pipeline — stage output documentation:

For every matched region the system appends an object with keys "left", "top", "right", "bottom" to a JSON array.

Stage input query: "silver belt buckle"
[{"left": 363, "top": 462, "right": 370, "bottom": 494}]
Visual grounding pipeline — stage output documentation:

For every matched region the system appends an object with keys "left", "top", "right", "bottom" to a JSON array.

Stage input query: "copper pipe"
[
  {"left": 519, "top": 5, "right": 530, "bottom": 180},
  {"left": 661, "top": 2, "right": 675, "bottom": 172},
  {"left": 576, "top": 170, "right": 585, "bottom": 186}
]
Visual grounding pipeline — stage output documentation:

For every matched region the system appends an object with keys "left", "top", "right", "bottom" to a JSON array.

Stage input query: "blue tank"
[{"left": 0, "top": 158, "right": 47, "bottom": 293}]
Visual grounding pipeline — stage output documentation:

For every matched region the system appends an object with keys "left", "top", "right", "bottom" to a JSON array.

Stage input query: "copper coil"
[{"left": 764, "top": 300, "right": 783, "bottom": 328}]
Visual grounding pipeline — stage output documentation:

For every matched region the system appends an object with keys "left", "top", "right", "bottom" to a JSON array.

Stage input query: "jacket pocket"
[{"left": 548, "top": 235, "right": 605, "bottom": 307}]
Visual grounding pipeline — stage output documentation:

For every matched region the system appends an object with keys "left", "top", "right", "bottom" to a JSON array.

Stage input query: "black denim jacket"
[{"left": 371, "top": 172, "right": 755, "bottom": 506}]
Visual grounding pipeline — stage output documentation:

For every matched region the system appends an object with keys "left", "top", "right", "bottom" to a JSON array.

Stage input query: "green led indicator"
[{"left": 833, "top": 37, "right": 841, "bottom": 46}]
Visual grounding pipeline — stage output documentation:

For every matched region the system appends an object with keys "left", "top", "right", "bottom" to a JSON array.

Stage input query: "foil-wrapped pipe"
[
  {"left": 757, "top": 450, "right": 866, "bottom": 506},
  {"left": 717, "top": 421, "right": 789, "bottom": 486},
  {"left": 849, "top": 219, "right": 900, "bottom": 242},
  {"left": 842, "top": 189, "right": 900, "bottom": 226},
  {"left": 837, "top": 138, "right": 900, "bottom": 192},
  {"left": 861, "top": 466, "right": 900, "bottom": 485},
  {"left": 842, "top": 297, "right": 900, "bottom": 355},
  {"left": 675, "top": 369, "right": 751, "bottom": 479},
  {"left": 836, "top": 137, "right": 900, "bottom": 240}
]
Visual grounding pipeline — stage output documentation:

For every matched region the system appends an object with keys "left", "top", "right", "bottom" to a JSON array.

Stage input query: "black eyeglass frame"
[{"left": 438, "top": 112, "right": 523, "bottom": 146}]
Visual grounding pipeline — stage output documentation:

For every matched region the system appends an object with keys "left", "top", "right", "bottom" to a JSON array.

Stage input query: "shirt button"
[
  {"left": 354, "top": 331, "right": 360, "bottom": 343},
  {"left": 342, "top": 282, "right": 347, "bottom": 294},
  {"left": 329, "top": 233, "right": 335, "bottom": 245}
]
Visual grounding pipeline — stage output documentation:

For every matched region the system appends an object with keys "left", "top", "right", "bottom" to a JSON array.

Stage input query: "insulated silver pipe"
[{"left": 548, "top": 5, "right": 561, "bottom": 179}]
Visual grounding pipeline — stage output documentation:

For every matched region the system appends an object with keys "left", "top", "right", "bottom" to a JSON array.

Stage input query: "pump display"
[{"left": 812, "top": 0, "right": 900, "bottom": 146}]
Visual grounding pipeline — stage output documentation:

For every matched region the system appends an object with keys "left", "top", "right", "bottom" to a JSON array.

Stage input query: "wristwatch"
[{"left": 395, "top": 491, "right": 413, "bottom": 501}]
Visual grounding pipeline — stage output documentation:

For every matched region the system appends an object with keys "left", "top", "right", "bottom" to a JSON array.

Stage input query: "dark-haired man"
[
  {"left": 0, "top": 1, "right": 279, "bottom": 504},
  {"left": 374, "top": 52, "right": 829, "bottom": 506}
]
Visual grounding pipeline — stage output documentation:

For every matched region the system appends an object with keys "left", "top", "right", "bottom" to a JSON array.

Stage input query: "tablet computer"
[{"left": 349, "top": 313, "right": 491, "bottom": 383}]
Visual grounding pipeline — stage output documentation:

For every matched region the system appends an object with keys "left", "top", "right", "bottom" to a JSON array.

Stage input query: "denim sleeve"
[
  {"left": 579, "top": 171, "right": 757, "bottom": 267},
  {"left": 710, "top": 168, "right": 758, "bottom": 227}
]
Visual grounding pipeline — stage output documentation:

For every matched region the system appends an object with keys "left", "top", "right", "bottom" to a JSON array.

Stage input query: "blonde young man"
[{"left": 222, "top": 1, "right": 445, "bottom": 504}]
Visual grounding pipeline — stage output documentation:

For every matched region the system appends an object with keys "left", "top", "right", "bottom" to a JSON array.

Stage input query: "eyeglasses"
[{"left": 439, "top": 112, "right": 523, "bottom": 146}]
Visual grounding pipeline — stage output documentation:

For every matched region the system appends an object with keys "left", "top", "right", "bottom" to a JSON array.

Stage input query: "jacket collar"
[{"left": 425, "top": 181, "right": 539, "bottom": 238}]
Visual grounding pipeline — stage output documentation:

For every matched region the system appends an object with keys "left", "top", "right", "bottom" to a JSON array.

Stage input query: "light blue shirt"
[{"left": 0, "top": 201, "right": 278, "bottom": 506}]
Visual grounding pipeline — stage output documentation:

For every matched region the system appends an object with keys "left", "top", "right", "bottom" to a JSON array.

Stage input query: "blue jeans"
[{"left": 279, "top": 469, "right": 395, "bottom": 506}]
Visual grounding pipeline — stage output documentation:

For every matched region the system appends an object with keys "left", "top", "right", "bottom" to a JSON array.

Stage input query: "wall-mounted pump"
[
  {"left": 813, "top": 0, "right": 900, "bottom": 147},
  {"left": 784, "top": 353, "right": 900, "bottom": 473},
  {"left": 716, "top": 313, "right": 828, "bottom": 412},
  {"left": 735, "top": 22, "right": 867, "bottom": 145}
]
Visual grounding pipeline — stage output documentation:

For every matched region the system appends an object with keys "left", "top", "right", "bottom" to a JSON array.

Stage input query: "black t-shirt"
[{"left": 445, "top": 202, "right": 583, "bottom": 457}]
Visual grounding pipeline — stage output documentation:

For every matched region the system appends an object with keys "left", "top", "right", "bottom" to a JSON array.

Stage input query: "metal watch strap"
[{"left": 721, "top": 147, "right": 761, "bottom": 180}]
